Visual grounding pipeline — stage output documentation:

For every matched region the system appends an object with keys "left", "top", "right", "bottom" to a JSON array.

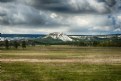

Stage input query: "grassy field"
[{"left": 0, "top": 45, "right": 121, "bottom": 81}]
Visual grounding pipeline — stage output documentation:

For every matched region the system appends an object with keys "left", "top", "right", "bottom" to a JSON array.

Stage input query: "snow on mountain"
[{"left": 43, "top": 32, "right": 73, "bottom": 41}]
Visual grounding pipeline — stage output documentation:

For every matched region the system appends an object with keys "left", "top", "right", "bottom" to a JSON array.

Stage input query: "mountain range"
[{"left": 0, "top": 32, "right": 121, "bottom": 42}]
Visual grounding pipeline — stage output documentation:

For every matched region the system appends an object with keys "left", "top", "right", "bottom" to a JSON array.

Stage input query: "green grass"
[
  {"left": 1, "top": 62, "right": 121, "bottom": 81},
  {"left": 0, "top": 45, "right": 121, "bottom": 81},
  {"left": 1, "top": 46, "right": 121, "bottom": 59}
]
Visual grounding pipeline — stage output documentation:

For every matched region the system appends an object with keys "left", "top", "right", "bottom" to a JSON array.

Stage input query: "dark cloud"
[
  {"left": 0, "top": 3, "right": 59, "bottom": 26},
  {"left": 0, "top": 0, "right": 117, "bottom": 13},
  {"left": 0, "top": 13, "right": 6, "bottom": 16},
  {"left": 97, "top": 0, "right": 116, "bottom": 7},
  {"left": 0, "top": 0, "right": 121, "bottom": 34},
  {"left": 0, "top": 0, "right": 15, "bottom": 2},
  {"left": 3, "top": 0, "right": 109, "bottom": 14},
  {"left": 105, "top": 0, "right": 116, "bottom": 7},
  {"left": 30, "top": 0, "right": 111, "bottom": 14}
]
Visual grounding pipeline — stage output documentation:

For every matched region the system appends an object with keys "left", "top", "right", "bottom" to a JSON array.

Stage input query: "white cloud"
[
  {"left": 114, "top": 28, "right": 121, "bottom": 32},
  {"left": 117, "top": 15, "right": 121, "bottom": 20},
  {"left": 0, "top": 0, "right": 121, "bottom": 34},
  {"left": 91, "top": 26, "right": 112, "bottom": 31},
  {"left": 50, "top": 13, "right": 58, "bottom": 19},
  {"left": 60, "top": 14, "right": 110, "bottom": 27},
  {"left": 88, "top": 0, "right": 109, "bottom": 13}
]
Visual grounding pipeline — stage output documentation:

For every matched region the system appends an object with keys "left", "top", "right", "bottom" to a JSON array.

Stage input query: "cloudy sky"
[{"left": 0, "top": 0, "right": 121, "bottom": 35}]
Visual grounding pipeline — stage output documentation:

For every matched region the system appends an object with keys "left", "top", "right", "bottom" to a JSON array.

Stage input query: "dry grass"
[{"left": 1, "top": 45, "right": 121, "bottom": 81}]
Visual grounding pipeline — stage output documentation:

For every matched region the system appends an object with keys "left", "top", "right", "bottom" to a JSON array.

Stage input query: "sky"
[{"left": 0, "top": 0, "right": 121, "bottom": 35}]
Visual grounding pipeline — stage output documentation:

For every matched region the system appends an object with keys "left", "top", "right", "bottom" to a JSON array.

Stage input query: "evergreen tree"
[
  {"left": 14, "top": 41, "right": 19, "bottom": 49},
  {"left": 5, "top": 39, "right": 9, "bottom": 49},
  {"left": 22, "top": 41, "right": 26, "bottom": 49}
]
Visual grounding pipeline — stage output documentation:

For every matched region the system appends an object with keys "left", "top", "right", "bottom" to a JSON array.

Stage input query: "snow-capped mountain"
[{"left": 43, "top": 32, "right": 73, "bottom": 41}]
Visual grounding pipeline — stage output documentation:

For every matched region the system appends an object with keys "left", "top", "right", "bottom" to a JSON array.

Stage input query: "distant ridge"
[{"left": 0, "top": 34, "right": 45, "bottom": 38}]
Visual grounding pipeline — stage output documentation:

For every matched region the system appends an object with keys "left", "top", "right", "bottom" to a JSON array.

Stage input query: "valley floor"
[{"left": 0, "top": 45, "right": 121, "bottom": 81}]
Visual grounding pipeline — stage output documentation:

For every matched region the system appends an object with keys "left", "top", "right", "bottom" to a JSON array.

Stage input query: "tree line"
[
  {"left": 33, "top": 37, "right": 121, "bottom": 47},
  {"left": 0, "top": 36, "right": 121, "bottom": 49},
  {"left": 0, "top": 40, "right": 26, "bottom": 49}
]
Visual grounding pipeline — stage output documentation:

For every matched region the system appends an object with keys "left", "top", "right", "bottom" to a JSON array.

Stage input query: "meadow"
[{"left": 0, "top": 45, "right": 121, "bottom": 81}]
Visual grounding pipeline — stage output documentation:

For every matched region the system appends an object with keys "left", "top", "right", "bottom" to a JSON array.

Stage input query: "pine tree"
[
  {"left": 22, "top": 41, "right": 26, "bottom": 49},
  {"left": 14, "top": 41, "right": 19, "bottom": 49},
  {"left": 5, "top": 39, "right": 9, "bottom": 49}
]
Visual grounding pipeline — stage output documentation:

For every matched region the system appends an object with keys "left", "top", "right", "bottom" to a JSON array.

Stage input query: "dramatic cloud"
[
  {"left": 16, "top": 0, "right": 112, "bottom": 13},
  {"left": 0, "top": 0, "right": 121, "bottom": 34}
]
